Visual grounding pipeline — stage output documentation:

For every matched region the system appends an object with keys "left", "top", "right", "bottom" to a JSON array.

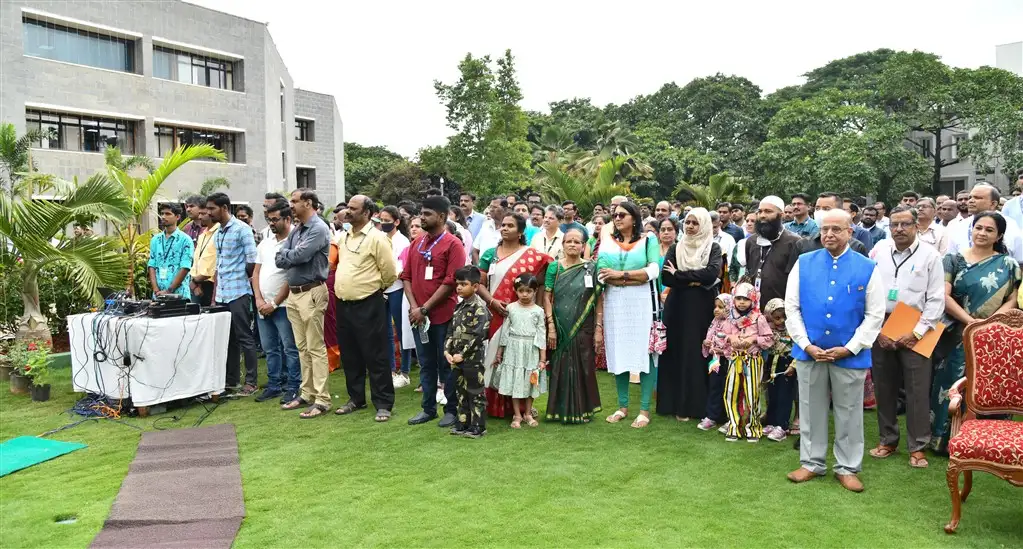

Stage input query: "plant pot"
[
  {"left": 30, "top": 383, "right": 51, "bottom": 402},
  {"left": 0, "top": 365, "right": 13, "bottom": 379},
  {"left": 10, "top": 372, "right": 31, "bottom": 395}
]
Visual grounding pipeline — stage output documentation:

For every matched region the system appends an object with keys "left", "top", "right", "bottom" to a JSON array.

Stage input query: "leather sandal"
[
  {"left": 909, "top": 451, "right": 929, "bottom": 468},
  {"left": 869, "top": 444, "right": 897, "bottom": 459},
  {"left": 335, "top": 401, "right": 366, "bottom": 415}
]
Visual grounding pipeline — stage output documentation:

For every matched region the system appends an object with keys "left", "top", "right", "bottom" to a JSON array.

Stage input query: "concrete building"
[
  {"left": 0, "top": 0, "right": 344, "bottom": 221},
  {"left": 996, "top": 41, "right": 1022, "bottom": 76}
]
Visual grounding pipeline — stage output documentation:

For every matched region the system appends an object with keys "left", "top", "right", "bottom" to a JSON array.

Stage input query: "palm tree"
[
  {"left": 106, "top": 144, "right": 225, "bottom": 296},
  {"left": 672, "top": 172, "right": 749, "bottom": 210},
  {"left": 530, "top": 125, "right": 578, "bottom": 165},
  {"left": 538, "top": 156, "right": 632, "bottom": 216},
  {"left": 104, "top": 146, "right": 156, "bottom": 174},
  {"left": 565, "top": 123, "right": 653, "bottom": 181},
  {"left": 0, "top": 173, "right": 131, "bottom": 340},
  {"left": 0, "top": 122, "right": 45, "bottom": 198}
]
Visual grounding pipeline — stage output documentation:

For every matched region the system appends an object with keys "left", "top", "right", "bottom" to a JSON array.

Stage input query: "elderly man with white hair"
[
  {"left": 784, "top": 209, "right": 885, "bottom": 493},
  {"left": 743, "top": 196, "right": 802, "bottom": 308}
]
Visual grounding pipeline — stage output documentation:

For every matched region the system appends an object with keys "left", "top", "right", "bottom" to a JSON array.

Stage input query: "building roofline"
[{"left": 180, "top": 0, "right": 267, "bottom": 26}]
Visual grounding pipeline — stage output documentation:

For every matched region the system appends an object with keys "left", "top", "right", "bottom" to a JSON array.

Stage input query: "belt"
[
  {"left": 289, "top": 281, "right": 324, "bottom": 293},
  {"left": 337, "top": 289, "right": 383, "bottom": 303}
]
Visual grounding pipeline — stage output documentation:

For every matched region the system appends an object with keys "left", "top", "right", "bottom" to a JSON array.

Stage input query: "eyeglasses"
[
  {"left": 266, "top": 217, "right": 282, "bottom": 223},
  {"left": 889, "top": 222, "right": 915, "bottom": 229},
  {"left": 612, "top": 212, "right": 629, "bottom": 220}
]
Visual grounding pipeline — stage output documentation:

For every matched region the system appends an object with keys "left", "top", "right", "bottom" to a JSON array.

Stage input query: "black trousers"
[
  {"left": 191, "top": 280, "right": 214, "bottom": 307},
  {"left": 224, "top": 295, "right": 258, "bottom": 388},
  {"left": 337, "top": 291, "right": 394, "bottom": 411}
]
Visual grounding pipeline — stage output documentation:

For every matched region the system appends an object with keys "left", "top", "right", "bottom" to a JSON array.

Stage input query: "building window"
[
  {"left": 297, "top": 167, "right": 315, "bottom": 189},
  {"left": 154, "top": 124, "right": 240, "bottom": 163},
  {"left": 26, "top": 109, "right": 136, "bottom": 154},
  {"left": 153, "top": 46, "right": 235, "bottom": 90},
  {"left": 918, "top": 137, "right": 933, "bottom": 158},
  {"left": 280, "top": 85, "right": 286, "bottom": 122},
  {"left": 22, "top": 17, "right": 136, "bottom": 72},
  {"left": 295, "top": 119, "right": 314, "bottom": 141}
]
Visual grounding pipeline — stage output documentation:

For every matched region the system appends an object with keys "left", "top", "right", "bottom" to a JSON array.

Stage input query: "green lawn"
[{"left": 1, "top": 364, "right": 1020, "bottom": 548}]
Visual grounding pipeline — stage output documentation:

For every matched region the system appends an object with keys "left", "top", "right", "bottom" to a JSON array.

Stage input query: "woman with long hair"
[
  {"left": 598, "top": 201, "right": 662, "bottom": 428},
  {"left": 931, "top": 212, "right": 1020, "bottom": 452},
  {"left": 544, "top": 228, "right": 603, "bottom": 424},
  {"left": 476, "top": 213, "right": 552, "bottom": 418},
  {"left": 657, "top": 208, "right": 722, "bottom": 422}
]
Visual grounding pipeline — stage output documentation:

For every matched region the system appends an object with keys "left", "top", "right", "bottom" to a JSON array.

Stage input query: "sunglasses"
[{"left": 612, "top": 212, "right": 629, "bottom": 220}]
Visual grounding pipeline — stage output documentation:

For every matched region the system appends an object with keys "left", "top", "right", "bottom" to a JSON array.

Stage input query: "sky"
[{"left": 189, "top": 0, "right": 1021, "bottom": 158}]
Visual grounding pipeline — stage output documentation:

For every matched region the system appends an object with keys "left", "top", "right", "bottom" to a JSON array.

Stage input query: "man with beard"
[
  {"left": 743, "top": 196, "right": 801, "bottom": 308},
  {"left": 459, "top": 192, "right": 485, "bottom": 239},
  {"left": 860, "top": 207, "right": 887, "bottom": 248},
  {"left": 947, "top": 190, "right": 971, "bottom": 231},
  {"left": 252, "top": 200, "right": 301, "bottom": 403},
  {"left": 404, "top": 195, "right": 466, "bottom": 427}
]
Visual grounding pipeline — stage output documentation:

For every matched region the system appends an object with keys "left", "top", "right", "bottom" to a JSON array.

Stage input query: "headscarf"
[
  {"left": 763, "top": 297, "right": 785, "bottom": 317},
  {"left": 675, "top": 207, "right": 713, "bottom": 271},
  {"left": 714, "top": 293, "right": 733, "bottom": 315},
  {"left": 730, "top": 282, "right": 760, "bottom": 329}
]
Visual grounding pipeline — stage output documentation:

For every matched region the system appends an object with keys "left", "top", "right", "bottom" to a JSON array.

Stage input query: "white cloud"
[{"left": 189, "top": 0, "right": 1022, "bottom": 157}]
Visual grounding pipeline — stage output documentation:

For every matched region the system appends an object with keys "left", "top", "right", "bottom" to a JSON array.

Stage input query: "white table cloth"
[{"left": 68, "top": 311, "right": 231, "bottom": 406}]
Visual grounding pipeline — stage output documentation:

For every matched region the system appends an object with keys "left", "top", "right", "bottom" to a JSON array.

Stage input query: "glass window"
[
  {"left": 297, "top": 168, "right": 315, "bottom": 189},
  {"left": 153, "top": 46, "right": 235, "bottom": 90},
  {"left": 22, "top": 18, "right": 134, "bottom": 72},
  {"left": 154, "top": 124, "right": 240, "bottom": 163},
  {"left": 295, "top": 119, "right": 313, "bottom": 141},
  {"left": 26, "top": 109, "right": 135, "bottom": 154}
]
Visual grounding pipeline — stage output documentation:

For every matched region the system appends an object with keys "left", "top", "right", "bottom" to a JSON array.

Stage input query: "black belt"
[{"left": 289, "top": 281, "right": 324, "bottom": 293}]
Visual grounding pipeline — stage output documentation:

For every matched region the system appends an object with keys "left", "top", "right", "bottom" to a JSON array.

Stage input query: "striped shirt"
[{"left": 214, "top": 216, "right": 257, "bottom": 303}]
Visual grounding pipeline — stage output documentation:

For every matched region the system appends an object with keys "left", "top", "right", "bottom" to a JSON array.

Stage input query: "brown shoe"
[
  {"left": 786, "top": 467, "right": 822, "bottom": 483},
  {"left": 835, "top": 473, "right": 864, "bottom": 493}
]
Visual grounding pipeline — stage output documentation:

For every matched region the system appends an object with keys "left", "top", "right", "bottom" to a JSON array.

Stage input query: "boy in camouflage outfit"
[{"left": 444, "top": 266, "right": 491, "bottom": 438}]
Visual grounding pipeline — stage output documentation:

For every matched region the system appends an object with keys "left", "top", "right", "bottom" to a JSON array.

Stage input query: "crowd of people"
[{"left": 144, "top": 174, "right": 1023, "bottom": 491}]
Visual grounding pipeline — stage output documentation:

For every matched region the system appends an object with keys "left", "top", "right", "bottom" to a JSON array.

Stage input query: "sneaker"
[
  {"left": 279, "top": 391, "right": 297, "bottom": 404},
  {"left": 768, "top": 428, "right": 788, "bottom": 442},
  {"left": 463, "top": 427, "right": 486, "bottom": 439},
  {"left": 393, "top": 373, "right": 411, "bottom": 389},
  {"left": 764, "top": 425, "right": 777, "bottom": 436},
  {"left": 725, "top": 435, "right": 739, "bottom": 442},
  {"left": 697, "top": 418, "right": 717, "bottom": 431},
  {"left": 449, "top": 424, "right": 468, "bottom": 436},
  {"left": 717, "top": 424, "right": 729, "bottom": 434},
  {"left": 746, "top": 437, "right": 760, "bottom": 444},
  {"left": 255, "top": 388, "right": 282, "bottom": 402}
]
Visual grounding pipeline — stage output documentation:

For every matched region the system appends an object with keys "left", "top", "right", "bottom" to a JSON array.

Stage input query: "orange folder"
[{"left": 879, "top": 301, "right": 945, "bottom": 358}]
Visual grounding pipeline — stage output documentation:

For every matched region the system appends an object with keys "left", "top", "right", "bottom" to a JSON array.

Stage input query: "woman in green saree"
[
  {"left": 932, "top": 212, "right": 1021, "bottom": 452},
  {"left": 544, "top": 228, "right": 603, "bottom": 424}
]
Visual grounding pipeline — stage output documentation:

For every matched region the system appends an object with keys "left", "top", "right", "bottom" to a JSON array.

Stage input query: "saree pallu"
[
  {"left": 325, "top": 242, "right": 341, "bottom": 372},
  {"left": 482, "top": 246, "right": 551, "bottom": 418},
  {"left": 545, "top": 262, "right": 602, "bottom": 424}
]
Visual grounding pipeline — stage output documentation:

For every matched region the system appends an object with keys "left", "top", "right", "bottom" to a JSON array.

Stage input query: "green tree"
[
  {"left": 537, "top": 156, "right": 632, "bottom": 216},
  {"left": 547, "top": 98, "right": 607, "bottom": 149},
  {"left": 345, "top": 142, "right": 405, "bottom": 197},
  {"left": 0, "top": 123, "right": 44, "bottom": 198},
  {"left": 372, "top": 161, "right": 426, "bottom": 205},
  {"left": 1, "top": 173, "right": 131, "bottom": 340},
  {"left": 879, "top": 51, "right": 1023, "bottom": 191},
  {"left": 434, "top": 49, "right": 531, "bottom": 197},
  {"left": 104, "top": 146, "right": 155, "bottom": 174},
  {"left": 672, "top": 172, "right": 748, "bottom": 209}
]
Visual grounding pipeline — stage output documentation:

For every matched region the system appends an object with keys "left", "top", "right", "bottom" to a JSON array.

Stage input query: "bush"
[{"left": 0, "top": 263, "right": 95, "bottom": 336}]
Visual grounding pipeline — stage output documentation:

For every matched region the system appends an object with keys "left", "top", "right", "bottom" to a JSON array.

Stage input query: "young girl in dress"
[
  {"left": 720, "top": 283, "right": 774, "bottom": 442},
  {"left": 698, "top": 294, "right": 733, "bottom": 432},
  {"left": 493, "top": 273, "right": 548, "bottom": 429},
  {"left": 762, "top": 298, "right": 795, "bottom": 442}
]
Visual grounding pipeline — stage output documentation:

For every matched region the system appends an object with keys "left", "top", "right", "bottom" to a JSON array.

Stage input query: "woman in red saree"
[
  {"left": 325, "top": 238, "right": 341, "bottom": 372},
  {"left": 476, "top": 213, "right": 551, "bottom": 418}
]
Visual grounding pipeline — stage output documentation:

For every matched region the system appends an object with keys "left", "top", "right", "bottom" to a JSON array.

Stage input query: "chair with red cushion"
[{"left": 944, "top": 309, "right": 1023, "bottom": 534}]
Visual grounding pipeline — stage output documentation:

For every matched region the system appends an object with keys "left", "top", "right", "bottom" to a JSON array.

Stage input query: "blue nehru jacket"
[{"left": 791, "top": 248, "right": 876, "bottom": 369}]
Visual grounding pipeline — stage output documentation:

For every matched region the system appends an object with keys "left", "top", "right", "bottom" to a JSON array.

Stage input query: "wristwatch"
[
  {"left": 622, "top": 271, "right": 629, "bottom": 281},
  {"left": 419, "top": 306, "right": 429, "bottom": 316}
]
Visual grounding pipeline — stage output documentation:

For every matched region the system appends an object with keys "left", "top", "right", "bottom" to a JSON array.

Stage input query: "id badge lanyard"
[{"left": 888, "top": 244, "right": 918, "bottom": 301}]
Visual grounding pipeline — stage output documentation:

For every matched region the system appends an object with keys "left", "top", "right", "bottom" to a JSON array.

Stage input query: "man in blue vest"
[{"left": 783, "top": 209, "right": 885, "bottom": 493}]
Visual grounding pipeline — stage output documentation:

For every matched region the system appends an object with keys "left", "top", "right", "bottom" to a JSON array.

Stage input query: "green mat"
[{"left": 0, "top": 436, "right": 86, "bottom": 477}]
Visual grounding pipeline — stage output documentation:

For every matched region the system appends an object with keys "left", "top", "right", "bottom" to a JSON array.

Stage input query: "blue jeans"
[
  {"left": 412, "top": 320, "right": 456, "bottom": 417},
  {"left": 765, "top": 353, "right": 795, "bottom": 430},
  {"left": 257, "top": 306, "right": 300, "bottom": 393},
  {"left": 386, "top": 289, "right": 412, "bottom": 374}
]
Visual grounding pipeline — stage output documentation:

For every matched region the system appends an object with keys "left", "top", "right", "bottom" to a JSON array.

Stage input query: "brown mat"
[{"left": 90, "top": 424, "right": 245, "bottom": 549}]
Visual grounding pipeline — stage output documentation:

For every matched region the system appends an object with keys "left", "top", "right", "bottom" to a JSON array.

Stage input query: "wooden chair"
[{"left": 944, "top": 309, "right": 1023, "bottom": 534}]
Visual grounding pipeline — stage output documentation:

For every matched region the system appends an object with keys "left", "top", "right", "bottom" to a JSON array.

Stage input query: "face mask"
[
  {"left": 814, "top": 209, "right": 828, "bottom": 225},
  {"left": 380, "top": 222, "right": 395, "bottom": 233},
  {"left": 342, "top": 223, "right": 352, "bottom": 232}
]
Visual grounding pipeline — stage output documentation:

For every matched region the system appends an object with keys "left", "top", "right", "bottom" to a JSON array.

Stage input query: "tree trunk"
[
  {"left": 931, "top": 128, "right": 943, "bottom": 195},
  {"left": 18, "top": 261, "right": 51, "bottom": 343}
]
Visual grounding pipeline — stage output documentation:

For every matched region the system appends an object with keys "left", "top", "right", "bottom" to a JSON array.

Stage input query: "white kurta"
[{"left": 603, "top": 284, "right": 655, "bottom": 375}]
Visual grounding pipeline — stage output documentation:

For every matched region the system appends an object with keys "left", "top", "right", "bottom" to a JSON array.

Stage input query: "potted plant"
[
  {"left": 0, "top": 353, "right": 12, "bottom": 379},
  {"left": 7, "top": 342, "right": 31, "bottom": 395},
  {"left": 22, "top": 342, "right": 52, "bottom": 402}
]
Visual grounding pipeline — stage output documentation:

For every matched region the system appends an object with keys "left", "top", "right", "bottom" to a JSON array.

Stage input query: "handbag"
[{"left": 644, "top": 235, "right": 667, "bottom": 355}]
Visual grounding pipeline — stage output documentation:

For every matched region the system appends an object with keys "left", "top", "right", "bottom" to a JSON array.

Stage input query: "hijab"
[
  {"left": 715, "top": 293, "right": 733, "bottom": 315},
  {"left": 730, "top": 282, "right": 760, "bottom": 329},
  {"left": 675, "top": 207, "right": 713, "bottom": 271}
]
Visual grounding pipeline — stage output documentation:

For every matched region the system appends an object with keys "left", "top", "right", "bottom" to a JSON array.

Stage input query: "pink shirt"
[{"left": 718, "top": 312, "right": 774, "bottom": 355}]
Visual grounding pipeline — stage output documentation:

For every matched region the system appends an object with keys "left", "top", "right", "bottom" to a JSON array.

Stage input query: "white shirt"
[
  {"left": 876, "top": 216, "right": 890, "bottom": 231},
  {"left": 255, "top": 234, "right": 289, "bottom": 304},
  {"left": 1002, "top": 195, "right": 1023, "bottom": 229},
  {"left": 713, "top": 231, "right": 736, "bottom": 262},
  {"left": 784, "top": 245, "right": 886, "bottom": 356},
  {"left": 947, "top": 214, "right": 1023, "bottom": 263},
  {"left": 868, "top": 238, "right": 946, "bottom": 336},
  {"left": 457, "top": 227, "right": 473, "bottom": 265},
  {"left": 530, "top": 229, "right": 564, "bottom": 261},
  {"left": 386, "top": 232, "right": 411, "bottom": 293},
  {"left": 916, "top": 222, "right": 949, "bottom": 255},
  {"left": 473, "top": 219, "right": 501, "bottom": 254}
]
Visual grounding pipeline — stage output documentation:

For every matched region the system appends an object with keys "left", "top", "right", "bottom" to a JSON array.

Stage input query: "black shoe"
[
  {"left": 463, "top": 427, "right": 486, "bottom": 439},
  {"left": 255, "top": 389, "right": 282, "bottom": 402},
  {"left": 449, "top": 423, "right": 467, "bottom": 436},
  {"left": 408, "top": 411, "right": 438, "bottom": 425},
  {"left": 438, "top": 412, "right": 457, "bottom": 428},
  {"left": 279, "top": 391, "right": 297, "bottom": 404}
]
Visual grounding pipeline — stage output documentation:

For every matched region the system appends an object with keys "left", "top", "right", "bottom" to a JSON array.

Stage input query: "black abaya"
[{"left": 656, "top": 243, "right": 721, "bottom": 418}]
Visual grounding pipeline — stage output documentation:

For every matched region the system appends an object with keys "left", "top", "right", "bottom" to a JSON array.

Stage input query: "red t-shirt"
[{"left": 400, "top": 231, "right": 466, "bottom": 325}]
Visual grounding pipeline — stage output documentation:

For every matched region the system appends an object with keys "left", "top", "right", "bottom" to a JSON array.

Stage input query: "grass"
[{"left": 1, "top": 364, "right": 1020, "bottom": 548}]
